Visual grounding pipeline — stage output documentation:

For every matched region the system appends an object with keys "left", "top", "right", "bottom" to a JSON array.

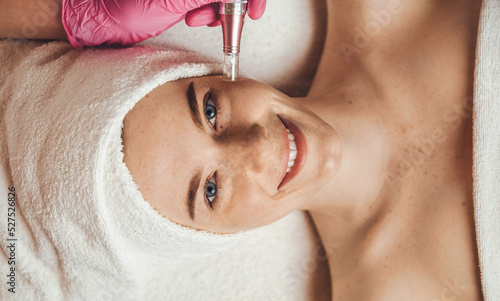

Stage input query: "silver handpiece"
[{"left": 219, "top": 1, "right": 248, "bottom": 81}]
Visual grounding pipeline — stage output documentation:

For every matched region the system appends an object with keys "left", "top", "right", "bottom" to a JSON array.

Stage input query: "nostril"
[
  {"left": 260, "top": 125, "right": 269, "bottom": 139},
  {"left": 250, "top": 123, "right": 268, "bottom": 137}
]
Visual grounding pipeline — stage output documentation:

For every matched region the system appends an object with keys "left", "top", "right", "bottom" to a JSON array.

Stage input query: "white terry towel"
[
  {"left": 473, "top": 0, "right": 500, "bottom": 300},
  {"left": 0, "top": 40, "right": 254, "bottom": 300}
]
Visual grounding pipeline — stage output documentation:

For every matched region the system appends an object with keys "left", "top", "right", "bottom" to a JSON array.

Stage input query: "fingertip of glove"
[
  {"left": 247, "top": 0, "right": 266, "bottom": 20},
  {"left": 185, "top": 6, "right": 218, "bottom": 27},
  {"left": 207, "top": 20, "right": 221, "bottom": 27}
]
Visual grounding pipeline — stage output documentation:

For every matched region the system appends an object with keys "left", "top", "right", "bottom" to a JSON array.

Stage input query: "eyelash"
[
  {"left": 204, "top": 172, "right": 219, "bottom": 210},
  {"left": 203, "top": 90, "right": 222, "bottom": 210},
  {"left": 203, "top": 91, "right": 221, "bottom": 130}
]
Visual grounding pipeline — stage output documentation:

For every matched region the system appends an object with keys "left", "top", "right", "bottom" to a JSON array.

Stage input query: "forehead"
[{"left": 122, "top": 78, "right": 204, "bottom": 221}]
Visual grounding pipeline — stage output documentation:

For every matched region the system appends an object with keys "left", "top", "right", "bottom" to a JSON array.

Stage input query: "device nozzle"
[{"left": 223, "top": 53, "right": 239, "bottom": 81}]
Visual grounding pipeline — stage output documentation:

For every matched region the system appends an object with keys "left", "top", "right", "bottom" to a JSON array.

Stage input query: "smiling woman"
[
  {"left": 121, "top": 76, "right": 342, "bottom": 234},
  {"left": 1, "top": 0, "right": 494, "bottom": 299}
]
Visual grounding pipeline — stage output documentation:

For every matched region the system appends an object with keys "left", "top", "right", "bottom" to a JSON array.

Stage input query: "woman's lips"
[{"left": 277, "top": 115, "right": 307, "bottom": 190}]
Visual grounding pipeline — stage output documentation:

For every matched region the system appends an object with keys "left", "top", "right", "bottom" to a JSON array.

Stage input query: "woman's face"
[{"left": 122, "top": 76, "right": 342, "bottom": 233}]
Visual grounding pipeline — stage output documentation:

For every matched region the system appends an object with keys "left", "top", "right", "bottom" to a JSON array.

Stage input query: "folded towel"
[
  {"left": 0, "top": 40, "right": 254, "bottom": 300},
  {"left": 473, "top": 0, "right": 500, "bottom": 300}
]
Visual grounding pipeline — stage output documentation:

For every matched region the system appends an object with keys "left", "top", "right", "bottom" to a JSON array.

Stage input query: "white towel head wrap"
[{"left": 5, "top": 41, "right": 251, "bottom": 299}]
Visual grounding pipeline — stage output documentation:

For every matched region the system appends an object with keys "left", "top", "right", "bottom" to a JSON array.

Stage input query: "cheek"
[{"left": 231, "top": 86, "right": 274, "bottom": 118}]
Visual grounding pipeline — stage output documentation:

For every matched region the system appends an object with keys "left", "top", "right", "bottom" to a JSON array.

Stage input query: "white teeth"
[{"left": 285, "top": 127, "right": 297, "bottom": 174}]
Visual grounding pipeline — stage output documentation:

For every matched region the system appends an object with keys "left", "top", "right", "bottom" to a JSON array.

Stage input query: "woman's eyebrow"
[
  {"left": 187, "top": 169, "right": 202, "bottom": 221},
  {"left": 186, "top": 81, "right": 203, "bottom": 130}
]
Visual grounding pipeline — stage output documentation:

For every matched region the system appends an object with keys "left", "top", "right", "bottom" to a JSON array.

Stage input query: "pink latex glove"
[{"left": 62, "top": 0, "right": 266, "bottom": 47}]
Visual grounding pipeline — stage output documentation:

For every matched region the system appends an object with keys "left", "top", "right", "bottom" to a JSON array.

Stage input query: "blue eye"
[
  {"left": 204, "top": 91, "right": 220, "bottom": 129},
  {"left": 204, "top": 172, "right": 218, "bottom": 209}
]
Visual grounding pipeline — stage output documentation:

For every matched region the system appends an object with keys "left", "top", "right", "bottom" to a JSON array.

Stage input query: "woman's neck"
[
  {"left": 294, "top": 83, "right": 395, "bottom": 229},
  {"left": 294, "top": 0, "right": 481, "bottom": 231},
  {"left": 298, "top": 0, "right": 400, "bottom": 225}
]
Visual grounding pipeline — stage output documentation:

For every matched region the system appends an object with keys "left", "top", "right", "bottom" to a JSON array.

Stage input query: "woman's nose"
[{"left": 226, "top": 124, "right": 273, "bottom": 174}]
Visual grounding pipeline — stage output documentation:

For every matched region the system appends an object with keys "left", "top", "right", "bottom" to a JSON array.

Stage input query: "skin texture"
[{"left": 0, "top": 0, "right": 67, "bottom": 40}]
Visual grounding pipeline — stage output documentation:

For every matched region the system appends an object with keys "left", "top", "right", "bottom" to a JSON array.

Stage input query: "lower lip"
[{"left": 277, "top": 115, "right": 307, "bottom": 190}]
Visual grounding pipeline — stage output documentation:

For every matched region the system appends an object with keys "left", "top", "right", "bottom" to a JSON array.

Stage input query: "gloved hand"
[{"left": 62, "top": 0, "right": 266, "bottom": 47}]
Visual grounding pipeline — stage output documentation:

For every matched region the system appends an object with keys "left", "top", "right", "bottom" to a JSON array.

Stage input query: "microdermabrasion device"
[{"left": 219, "top": 0, "right": 247, "bottom": 81}]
